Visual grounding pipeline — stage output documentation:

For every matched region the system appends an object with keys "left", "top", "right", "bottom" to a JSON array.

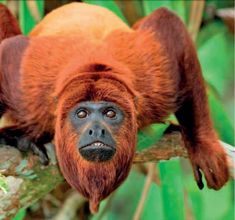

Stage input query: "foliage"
[
  {"left": 0, "top": 174, "right": 8, "bottom": 194},
  {"left": 19, "top": 0, "right": 44, "bottom": 35}
]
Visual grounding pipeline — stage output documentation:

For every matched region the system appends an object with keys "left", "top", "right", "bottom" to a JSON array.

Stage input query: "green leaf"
[
  {"left": 0, "top": 0, "right": 6, "bottom": 4},
  {"left": 141, "top": 180, "right": 164, "bottom": 220},
  {"left": 208, "top": 89, "right": 234, "bottom": 145},
  {"left": 137, "top": 124, "right": 168, "bottom": 150},
  {"left": 83, "top": 0, "right": 128, "bottom": 23},
  {"left": 0, "top": 174, "right": 8, "bottom": 194},
  {"left": 143, "top": 0, "right": 187, "bottom": 24},
  {"left": 137, "top": 114, "right": 177, "bottom": 151},
  {"left": 198, "top": 29, "right": 234, "bottom": 98},
  {"left": 197, "top": 22, "right": 234, "bottom": 123},
  {"left": 143, "top": 0, "right": 174, "bottom": 15},
  {"left": 11, "top": 209, "right": 26, "bottom": 220},
  {"left": 19, "top": 0, "right": 44, "bottom": 35},
  {"left": 158, "top": 159, "right": 185, "bottom": 220},
  {"left": 206, "top": 0, "right": 234, "bottom": 9},
  {"left": 196, "top": 21, "right": 226, "bottom": 48},
  {"left": 171, "top": 1, "right": 187, "bottom": 23},
  {"left": 183, "top": 167, "right": 234, "bottom": 220},
  {"left": 202, "top": 181, "right": 235, "bottom": 220}
]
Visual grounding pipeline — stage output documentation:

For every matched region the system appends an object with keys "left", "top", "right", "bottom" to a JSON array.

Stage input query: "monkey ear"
[
  {"left": 0, "top": 35, "right": 29, "bottom": 83},
  {"left": 0, "top": 3, "right": 22, "bottom": 41}
]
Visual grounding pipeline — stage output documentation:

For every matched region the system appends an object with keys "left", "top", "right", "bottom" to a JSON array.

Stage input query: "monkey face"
[
  {"left": 69, "top": 101, "right": 124, "bottom": 162},
  {"left": 55, "top": 80, "right": 137, "bottom": 213}
]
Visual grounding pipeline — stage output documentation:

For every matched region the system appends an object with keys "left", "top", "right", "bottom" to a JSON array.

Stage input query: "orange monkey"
[{"left": 0, "top": 3, "right": 229, "bottom": 213}]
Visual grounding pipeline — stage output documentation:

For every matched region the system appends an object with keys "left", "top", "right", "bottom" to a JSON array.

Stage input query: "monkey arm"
[
  {"left": 0, "top": 4, "right": 22, "bottom": 116},
  {"left": 133, "top": 8, "right": 229, "bottom": 190},
  {"left": 0, "top": 4, "right": 21, "bottom": 41},
  {"left": 0, "top": 5, "right": 51, "bottom": 164}
]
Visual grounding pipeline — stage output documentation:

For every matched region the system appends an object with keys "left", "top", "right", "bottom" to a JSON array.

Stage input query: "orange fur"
[
  {"left": 30, "top": 2, "right": 131, "bottom": 40},
  {"left": 0, "top": 3, "right": 229, "bottom": 212}
]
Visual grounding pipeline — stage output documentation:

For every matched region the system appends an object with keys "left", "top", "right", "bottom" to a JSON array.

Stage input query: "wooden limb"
[
  {"left": 53, "top": 191, "right": 86, "bottom": 220},
  {"left": 133, "top": 163, "right": 156, "bottom": 220},
  {"left": 188, "top": 0, "right": 205, "bottom": 41},
  {"left": 26, "top": 0, "right": 42, "bottom": 22},
  {"left": 134, "top": 132, "right": 187, "bottom": 163},
  {"left": 134, "top": 164, "right": 160, "bottom": 185},
  {"left": 0, "top": 144, "right": 63, "bottom": 220},
  {"left": 0, "top": 132, "right": 234, "bottom": 219},
  {"left": 96, "top": 192, "right": 115, "bottom": 220}
]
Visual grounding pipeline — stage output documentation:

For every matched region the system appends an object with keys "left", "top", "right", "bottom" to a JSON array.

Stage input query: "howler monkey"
[{"left": 0, "top": 3, "right": 229, "bottom": 213}]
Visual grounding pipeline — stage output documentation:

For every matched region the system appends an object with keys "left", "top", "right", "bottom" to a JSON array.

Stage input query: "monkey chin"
[{"left": 55, "top": 130, "right": 136, "bottom": 214}]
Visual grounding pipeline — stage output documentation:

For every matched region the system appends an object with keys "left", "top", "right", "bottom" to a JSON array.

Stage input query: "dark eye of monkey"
[
  {"left": 76, "top": 109, "right": 89, "bottom": 118},
  {"left": 104, "top": 109, "right": 116, "bottom": 119}
]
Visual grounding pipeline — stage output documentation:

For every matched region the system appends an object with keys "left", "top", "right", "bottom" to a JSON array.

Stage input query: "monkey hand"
[
  {"left": 0, "top": 126, "right": 49, "bottom": 165},
  {"left": 188, "top": 140, "right": 229, "bottom": 190}
]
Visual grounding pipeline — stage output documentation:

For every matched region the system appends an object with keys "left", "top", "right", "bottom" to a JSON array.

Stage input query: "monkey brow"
[{"left": 55, "top": 71, "right": 138, "bottom": 101}]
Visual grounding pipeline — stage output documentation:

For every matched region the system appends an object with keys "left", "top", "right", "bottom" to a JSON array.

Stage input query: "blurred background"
[{"left": 0, "top": 0, "right": 234, "bottom": 220}]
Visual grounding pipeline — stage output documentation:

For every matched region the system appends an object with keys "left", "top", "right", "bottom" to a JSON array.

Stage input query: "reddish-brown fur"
[
  {"left": 0, "top": 4, "right": 21, "bottom": 116},
  {"left": 0, "top": 3, "right": 229, "bottom": 213},
  {"left": 0, "top": 4, "right": 21, "bottom": 41}
]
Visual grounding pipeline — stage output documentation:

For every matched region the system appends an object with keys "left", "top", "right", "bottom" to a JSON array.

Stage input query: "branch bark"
[{"left": 0, "top": 132, "right": 234, "bottom": 219}]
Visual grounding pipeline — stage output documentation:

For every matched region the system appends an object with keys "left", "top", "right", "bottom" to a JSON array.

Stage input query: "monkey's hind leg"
[{"left": 0, "top": 126, "right": 50, "bottom": 165}]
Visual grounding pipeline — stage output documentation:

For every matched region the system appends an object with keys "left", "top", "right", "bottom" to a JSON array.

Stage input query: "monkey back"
[{"left": 30, "top": 2, "right": 131, "bottom": 41}]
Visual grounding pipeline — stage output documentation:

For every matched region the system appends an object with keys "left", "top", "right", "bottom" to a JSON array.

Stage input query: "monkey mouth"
[
  {"left": 80, "top": 141, "right": 114, "bottom": 149},
  {"left": 79, "top": 141, "right": 116, "bottom": 162}
]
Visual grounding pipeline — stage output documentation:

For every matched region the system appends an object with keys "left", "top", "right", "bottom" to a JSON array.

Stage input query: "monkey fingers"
[
  {"left": 0, "top": 126, "right": 49, "bottom": 165},
  {"left": 193, "top": 165, "right": 204, "bottom": 189},
  {"left": 189, "top": 144, "right": 229, "bottom": 190}
]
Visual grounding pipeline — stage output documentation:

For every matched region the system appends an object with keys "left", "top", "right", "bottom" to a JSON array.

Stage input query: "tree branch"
[
  {"left": 0, "top": 132, "right": 234, "bottom": 219},
  {"left": 133, "top": 163, "right": 156, "bottom": 220}
]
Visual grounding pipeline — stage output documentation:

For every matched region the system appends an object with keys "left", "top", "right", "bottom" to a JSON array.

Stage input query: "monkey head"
[{"left": 54, "top": 68, "right": 138, "bottom": 213}]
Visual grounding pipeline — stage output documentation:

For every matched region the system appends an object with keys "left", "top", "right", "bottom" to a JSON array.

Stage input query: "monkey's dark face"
[
  {"left": 69, "top": 101, "right": 124, "bottom": 162},
  {"left": 55, "top": 79, "right": 137, "bottom": 213}
]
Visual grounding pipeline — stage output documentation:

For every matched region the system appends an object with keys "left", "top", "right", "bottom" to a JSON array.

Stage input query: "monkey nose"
[{"left": 88, "top": 125, "right": 105, "bottom": 138}]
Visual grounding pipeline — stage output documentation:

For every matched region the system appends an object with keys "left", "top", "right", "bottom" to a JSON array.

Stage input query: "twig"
[
  {"left": 188, "top": 0, "right": 205, "bottom": 41},
  {"left": 134, "top": 164, "right": 160, "bottom": 185},
  {"left": 96, "top": 193, "right": 115, "bottom": 220},
  {"left": 53, "top": 191, "right": 86, "bottom": 220},
  {"left": 133, "top": 163, "right": 156, "bottom": 220},
  {"left": 26, "top": 0, "right": 42, "bottom": 22}
]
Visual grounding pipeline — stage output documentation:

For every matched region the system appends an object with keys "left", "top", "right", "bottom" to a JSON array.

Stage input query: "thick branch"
[
  {"left": 134, "top": 132, "right": 187, "bottom": 163},
  {"left": 0, "top": 132, "right": 234, "bottom": 219}
]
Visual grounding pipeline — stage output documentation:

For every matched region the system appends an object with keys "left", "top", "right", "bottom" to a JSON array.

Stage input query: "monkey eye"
[
  {"left": 76, "top": 109, "right": 88, "bottom": 119},
  {"left": 105, "top": 109, "right": 116, "bottom": 119}
]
